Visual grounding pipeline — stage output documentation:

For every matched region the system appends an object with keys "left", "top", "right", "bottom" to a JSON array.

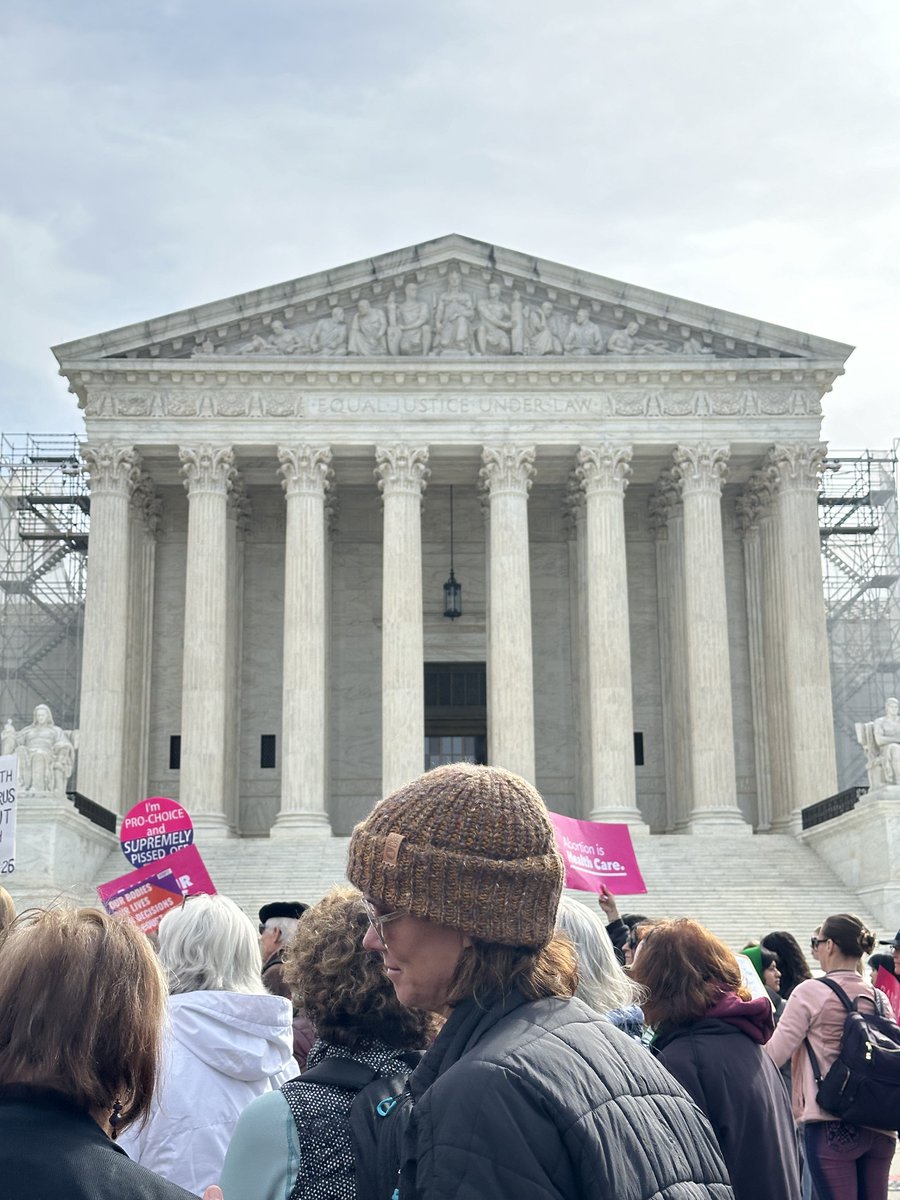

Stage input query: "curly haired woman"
[{"left": 219, "top": 886, "right": 437, "bottom": 1200}]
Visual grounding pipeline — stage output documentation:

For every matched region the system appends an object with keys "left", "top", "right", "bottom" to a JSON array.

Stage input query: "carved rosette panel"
[
  {"left": 766, "top": 443, "right": 827, "bottom": 494},
  {"left": 278, "top": 445, "right": 334, "bottom": 499},
  {"left": 374, "top": 446, "right": 430, "bottom": 498},
  {"left": 82, "top": 443, "right": 142, "bottom": 496},
  {"left": 479, "top": 445, "right": 536, "bottom": 499},
  {"left": 647, "top": 468, "right": 681, "bottom": 538},
  {"left": 672, "top": 444, "right": 730, "bottom": 497},
  {"left": 575, "top": 444, "right": 633, "bottom": 498},
  {"left": 131, "top": 470, "right": 163, "bottom": 536},
  {"left": 179, "top": 445, "right": 236, "bottom": 496}
]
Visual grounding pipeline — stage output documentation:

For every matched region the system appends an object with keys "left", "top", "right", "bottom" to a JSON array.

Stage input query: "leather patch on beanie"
[{"left": 383, "top": 831, "right": 405, "bottom": 866}]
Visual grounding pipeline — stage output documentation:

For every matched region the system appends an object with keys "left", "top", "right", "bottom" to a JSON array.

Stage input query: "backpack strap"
[
  {"left": 816, "top": 976, "right": 854, "bottom": 1011},
  {"left": 818, "top": 974, "right": 882, "bottom": 1016},
  {"left": 300, "top": 1058, "right": 379, "bottom": 1092},
  {"left": 804, "top": 1037, "right": 824, "bottom": 1084}
]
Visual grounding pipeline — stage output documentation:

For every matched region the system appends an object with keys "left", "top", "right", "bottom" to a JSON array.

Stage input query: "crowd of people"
[{"left": 0, "top": 765, "right": 897, "bottom": 1200}]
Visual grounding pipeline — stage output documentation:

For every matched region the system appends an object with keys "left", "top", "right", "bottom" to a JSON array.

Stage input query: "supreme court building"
[{"left": 54, "top": 234, "right": 852, "bottom": 839}]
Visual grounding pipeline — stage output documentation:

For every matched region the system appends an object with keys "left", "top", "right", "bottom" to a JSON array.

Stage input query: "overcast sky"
[{"left": 1, "top": 0, "right": 898, "bottom": 453}]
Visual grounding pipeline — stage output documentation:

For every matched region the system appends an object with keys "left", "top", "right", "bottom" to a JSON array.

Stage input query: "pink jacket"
[{"left": 764, "top": 970, "right": 897, "bottom": 1131}]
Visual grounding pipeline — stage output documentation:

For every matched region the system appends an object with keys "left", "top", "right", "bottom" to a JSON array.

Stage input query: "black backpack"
[
  {"left": 300, "top": 1054, "right": 418, "bottom": 1200},
  {"left": 803, "top": 976, "right": 900, "bottom": 1130}
]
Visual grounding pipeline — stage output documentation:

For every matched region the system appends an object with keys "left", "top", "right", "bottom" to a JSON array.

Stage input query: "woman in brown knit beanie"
[{"left": 346, "top": 763, "right": 732, "bottom": 1200}]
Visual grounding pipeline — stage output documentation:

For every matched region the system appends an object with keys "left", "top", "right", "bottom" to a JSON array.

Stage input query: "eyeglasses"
[
  {"left": 362, "top": 898, "right": 406, "bottom": 948},
  {"left": 811, "top": 937, "right": 828, "bottom": 951}
]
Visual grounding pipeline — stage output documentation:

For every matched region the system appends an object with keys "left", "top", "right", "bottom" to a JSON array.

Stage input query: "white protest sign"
[{"left": 0, "top": 754, "right": 17, "bottom": 876}]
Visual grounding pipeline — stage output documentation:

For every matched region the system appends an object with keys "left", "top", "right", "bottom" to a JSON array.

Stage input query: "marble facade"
[{"left": 53, "top": 235, "right": 852, "bottom": 836}]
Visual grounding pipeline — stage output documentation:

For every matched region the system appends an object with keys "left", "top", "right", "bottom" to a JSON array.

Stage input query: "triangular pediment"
[{"left": 53, "top": 234, "right": 852, "bottom": 366}]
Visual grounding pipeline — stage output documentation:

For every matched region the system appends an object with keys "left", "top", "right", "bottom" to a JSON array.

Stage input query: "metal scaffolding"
[
  {"left": 0, "top": 434, "right": 88, "bottom": 729},
  {"left": 820, "top": 447, "right": 900, "bottom": 789}
]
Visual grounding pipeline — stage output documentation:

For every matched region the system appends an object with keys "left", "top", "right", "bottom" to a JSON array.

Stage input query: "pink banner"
[
  {"left": 876, "top": 966, "right": 900, "bottom": 1021},
  {"left": 97, "top": 844, "right": 216, "bottom": 935},
  {"left": 548, "top": 811, "right": 646, "bottom": 895}
]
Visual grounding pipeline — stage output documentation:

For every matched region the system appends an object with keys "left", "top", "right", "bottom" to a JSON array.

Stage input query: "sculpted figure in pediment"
[
  {"left": 681, "top": 333, "right": 713, "bottom": 355},
  {"left": 510, "top": 291, "right": 525, "bottom": 354},
  {"left": 434, "top": 269, "right": 476, "bottom": 354},
  {"left": 269, "top": 320, "right": 309, "bottom": 354},
  {"left": 191, "top": 337, "right": 217, "bottom": 357},
  {"left": 311, "top": 307, "right": 348, "bottom": 356},
  {"left": 476, "top": 282, "right": 514, "bottom": 355},
  {"left": 564, "top": 307, "right": 604, "bottom": 355},
  {"left": 607, "top": 319, "right": 672, "bottom": 355},
  {"left": 387, "top": 283, "right": 432, "bottom": 356},
  {"left": 348, "top": 299, "right": 388, "bottom": 356},
  {"left": 526, "top": 301, "right": 563, "bottom": 355}
]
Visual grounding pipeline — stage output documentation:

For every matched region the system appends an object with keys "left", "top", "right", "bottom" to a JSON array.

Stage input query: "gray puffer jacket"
[{"left": 398, "top": 990, "right": 734, "bottom": 1200}]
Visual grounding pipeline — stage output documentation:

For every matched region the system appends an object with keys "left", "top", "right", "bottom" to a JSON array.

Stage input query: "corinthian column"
[
  {"left": 673, "top": 444, "right": 748, "bottom": 831},
  {"left": 375, "top": 445, "right": 429, "bottom": 796},
  {"left": 179, "top": 445, "right": 235, "bottom": 831},
  {"left": 649, "top": 470, "right": 690, "bottom": 831},
  {"left": 767, "top": 443, "right": 837, "bottom": 819},
  {"left": 121, "top": 472, "right": 162, "bottom": 813},
  {"left": 274, "top": 445, "right": 333, "bottom": 834},
  {"left": 480, "top": 445, "right": 536, "bottom": 782},
  {"left": 78, "top": 443, "right": 142, "bottom": 812},
  {"left": 576, "top": 444, "right": 644, "bottom": 825}
]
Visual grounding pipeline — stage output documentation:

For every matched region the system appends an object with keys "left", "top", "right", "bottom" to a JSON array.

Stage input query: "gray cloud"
[{"left": 1, "top": 0, "right": 897, "bottom": 449}]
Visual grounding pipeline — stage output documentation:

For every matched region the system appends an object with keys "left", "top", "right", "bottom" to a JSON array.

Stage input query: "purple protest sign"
[{"left": 548, "top": 811, "right": 646, "bottom": 895}]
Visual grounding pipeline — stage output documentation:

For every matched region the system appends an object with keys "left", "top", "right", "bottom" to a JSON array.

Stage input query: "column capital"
[
  {"left": 766, "top": 442, "right": 827, "bottom": 493},
  {"left": 228, "top": 472, "right": 252, "bottom": 536},
  {"left": 648, "top": 467, "right": 680, "bottom": 537},
  {"left": 576, "top": 443, "right": 632, "bottom": 496},
  {"left": 131, "top": 470, "right": 163, "bottom": 536},
  {"left": 82, "top": 443, "right": 142, "bottom": 496},
  {"left": 673, "top": 443, "right": 730, "bottom": 496},
  {"left": 374, "top": 445, "right": 430, "bottom": 497},
  {"left": 564, "top": 471, "right": 586, "bottom": 529},
  {"left": 479, "top": 445, "right": 536, "bottom": 498},
  {"left": 179, "top": 445, "right": 236, "bottom": 496},
  {"left": 278, "top": 445, "right": 333, "bottom": 498},
  {"left": 734, "top": 469, "right": 776, "bottom": 535}
]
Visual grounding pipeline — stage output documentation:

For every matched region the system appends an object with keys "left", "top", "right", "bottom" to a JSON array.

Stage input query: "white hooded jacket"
[{"left": 119, "top": 990, "right": 294, "bottom": 1197}]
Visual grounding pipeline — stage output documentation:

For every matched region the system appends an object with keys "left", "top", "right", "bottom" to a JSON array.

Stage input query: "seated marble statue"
[
  {"left": 856, "top": 697, "right": 900, "bottom": 788},
  {"left": 434, "top": 270, "right": 475, "bottom": 354},
  {"left": 1, "top": 705, "right": 75, "bottom": 796},
  {"left": 348, "top": 299, "right": 388, "bottom": 355}
]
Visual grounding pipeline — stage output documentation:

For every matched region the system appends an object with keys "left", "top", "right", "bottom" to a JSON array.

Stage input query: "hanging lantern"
[{"left": 443, "top": 485, "right": 462, "bottom": 620}]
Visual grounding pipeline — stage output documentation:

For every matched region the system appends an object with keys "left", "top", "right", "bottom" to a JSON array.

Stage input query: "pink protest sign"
[
  {"left": 876, "top": 966, "right": 900, "bottom": 1021},
  {"left": 97, "top": 844, "right": 216, "bottom": 935},
  {"left": 120, "top": 796, "right": 194, "bottom": 868},
  {"left": 548, "top": 811, "right": 646, "bottom": 895}
]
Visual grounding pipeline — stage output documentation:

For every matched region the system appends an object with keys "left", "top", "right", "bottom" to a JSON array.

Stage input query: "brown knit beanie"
[{"left": 346, "top": 763, "right": 564, "bottom": 947}]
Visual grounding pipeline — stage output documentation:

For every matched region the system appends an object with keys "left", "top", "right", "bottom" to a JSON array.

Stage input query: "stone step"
[{"left": 80, "top": 830, "right": 886, "bottom": 955}]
